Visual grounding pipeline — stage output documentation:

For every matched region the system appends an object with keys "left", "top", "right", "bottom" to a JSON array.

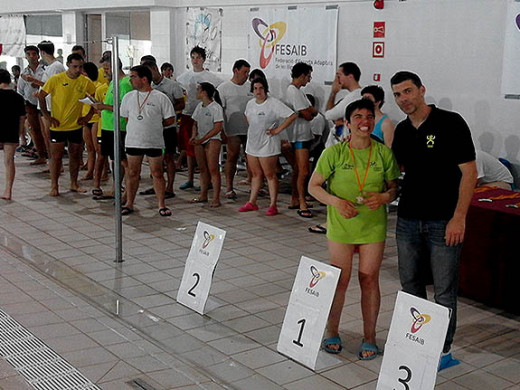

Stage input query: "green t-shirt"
[
  {"left": 101, "top": 76, "right": 133, "bottom": 131},
  {"left": 315, "top": 141, "right": 401, "bottom": 244}
]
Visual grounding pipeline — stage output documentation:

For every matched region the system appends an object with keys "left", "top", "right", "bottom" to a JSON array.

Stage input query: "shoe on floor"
[
  {"left": 358, "top": 339, "right": 379, "bottom": 360},
  {"left": 179, "top": 181, "right": 194, "bottom": 190},
  {"left": 238, "top": 202, "right": 259, "bottom": 212},
  {"left": 265, "top": 205, "right": 278, "bottom": 216},
  {"left": 438, "top": 353, "right": 460, "bottom": 371},
  {"left": 323, "top": 335, "right": 342, "bottom": 354}
]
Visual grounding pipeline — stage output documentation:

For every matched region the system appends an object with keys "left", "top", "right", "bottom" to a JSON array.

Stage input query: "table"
[{"left": 459, "top": 187, "right": 520, "bottom": 314}]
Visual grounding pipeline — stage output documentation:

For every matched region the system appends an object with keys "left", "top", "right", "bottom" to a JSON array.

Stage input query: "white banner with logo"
[
  {"left": 247, "top": 6, "right": 338, "bottom": 85},
  {"left": 186, "top": 8, "right": 222, "bottom": 72},
  {"left": 501, "top": 1, "right": 520, "bottom": 95},
  {"left": 277, "top": 256, "right": 341, "bottom": 370},
  {"left": 0, "top": 15, "right": 26, "bottom": 57},
  {"left": 377, "top": 291, "right": 450, "bottom": 390},
  {"left": 176, "top": 221, "right": 226, "bottom": 314}
]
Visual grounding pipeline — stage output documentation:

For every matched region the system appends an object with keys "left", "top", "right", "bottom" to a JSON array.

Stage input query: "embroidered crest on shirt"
[{"left": 426, "top": 134, "right": 435, "bottom": 148}]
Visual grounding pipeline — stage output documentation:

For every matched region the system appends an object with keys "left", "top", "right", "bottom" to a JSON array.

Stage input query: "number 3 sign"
[
  {"left": 177, "top": 222, "right": 226, "bottom": 314},
  {"left": 277, "top": 257, "right": 341, "bottom": 370}
]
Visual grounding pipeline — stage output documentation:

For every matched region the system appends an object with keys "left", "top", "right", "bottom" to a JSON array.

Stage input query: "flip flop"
[
  {"left": 139, "top": 187, "right": 155, "bottom": 195},
  {"left": 308, "top": 224, "right": 327, "bottom": 234},
  {"left": 297, "top": 209, "right": 313, "bottom": 218},
  {"left": 438, "top": 353, "right": 460, "bottom": 371},
  {"left": 165, "top": 191, "right": 176, "bottom": 199},
  {"left": 225, "top": 190, "right": 237, "bottom": 199},
  {"left": 189, "top": 198, "right": 208, "bottom": 204},
  {"left": 288, "top": 204, "right": 313, "bottom": 210},
  {"left": 358, "top": 340, "right": 379, "bottom": 360},
  {"left": 159, "top": 207, "right": 172, "bottom": 217},
  {"left": 92, "top": 188, "right": 103, "bottom": 196},
  {"left": 323, "top": 335, "right": 342, "bottom": 354},
  {"left": 121, "top": 206, "right": 134, "bottom": 216},
  {"left": 93, "top": 194, "right": 114, "bottom": 200}
]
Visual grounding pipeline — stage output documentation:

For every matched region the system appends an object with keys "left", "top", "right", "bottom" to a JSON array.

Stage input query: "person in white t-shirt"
[
  {"left": 177, "top": 46, "right": 222, "bottom": 191},
  {"left": 190, "top": 82, "right": 224, "bottom": 208},
  {"left": 217, "top": 59, "right": 253, "bottom": 199},
  {"left": 476, "top": 150, "right": 514, "bottom": 189},
  {"left": 239, "top": 77, "right": 297, "bottom": 216},
  {"left": 119, "top": 65, "right": 176, "bottom": 217},
  {"left": 284, "top": 62, "right": 318, "bottom": 218}
]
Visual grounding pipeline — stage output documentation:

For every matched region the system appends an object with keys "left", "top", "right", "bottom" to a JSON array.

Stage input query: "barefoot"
[
  {"left": 1, "top": 194, "right": 11, "bottom": 200},
  {"left": 49, "top": 188, "right": 60, "bottom": 197},
  {"left": 70, "top": 186, "right": 87, "bottom": 193},
  {"left": 100, "top": 175, "right": 109, "bottom": 182},
  {"left": 209, "top": 201, "right": 221, "bottom": 208}
]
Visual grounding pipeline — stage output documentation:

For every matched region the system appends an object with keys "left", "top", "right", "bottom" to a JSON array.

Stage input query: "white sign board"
[
  {"left": 377, "top": 291, "right": 450, "bottom": 390},
  {"left": 501, "top": 2, "right": 520, "bottom": 95},
  {"left": 247, "top": 6, "right": 338, "bottom": 85},
  {"left": 277, "top": 256, "right": 341, "bottom": 370},
  {"left": 176, "top": 222, "right": 226, "bottom": 314}
]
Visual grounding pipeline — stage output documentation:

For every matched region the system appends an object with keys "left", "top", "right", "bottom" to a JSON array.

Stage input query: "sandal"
[
  {"left": 358, "top": 340, "right": 379, "bottom": 360},
  {"left": 159, "top": 207, "right": 172, "bottom": 217},
  {"left": 323, "top": 335, "right": 342, "bottom": 354},
  {"left": 308, "top": 224, "right": 327, "bottom": 234},
  {"left": 139, "top": 187, "right": 155, "bottom": 195},
  {"left": 189, "top": 198, "right": 208, "bottom": 204},
  {"left": 121, "top": 206, "right": 134, "bottom": 216},
  {"left": 297, "top": 209, "right": 313, "bottom": 218},
  {"left": 289, "top": 204, "right": 313, "bottom": 210},
  {"left": 225, "top": 190, "right": 237, "bottom": 199},
  {"left": 438, "top": 353, "right": 460, "bottom": 371},
  {"left": 238, "top": 202, "right": 259, "bottom": 212},
  {"left": 91, "top": 188, "right": 103, "bottom": 197},
  {"left": 265, "top": 205, "right": 278, "bottom": 216},
  {"left": 164, "top": 191, "right": 176, "bottom": 199}
]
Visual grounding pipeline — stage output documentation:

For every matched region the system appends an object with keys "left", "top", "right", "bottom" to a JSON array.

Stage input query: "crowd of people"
[{"left": 3, "top": 39, "right": 516, "bottom": 371}]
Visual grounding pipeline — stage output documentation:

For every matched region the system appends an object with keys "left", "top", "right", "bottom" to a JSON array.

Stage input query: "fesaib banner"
[
  {"left": 0, "top": 15, "right": 25, "bottom": 57},
  {"left": 501, "top": 1, "right": 520, "bottom": 96},
  {"left": 248, "top": 6, "right": 338, "bottom": 85}
]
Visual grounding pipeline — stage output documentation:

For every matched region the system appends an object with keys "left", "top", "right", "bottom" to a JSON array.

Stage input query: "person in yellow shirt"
[{"left": 38, "top": 53, "right": 96, "bottom": 196}]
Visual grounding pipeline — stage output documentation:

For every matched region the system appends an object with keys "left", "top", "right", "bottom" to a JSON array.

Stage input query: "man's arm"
[
  {"left": 325, "top": 78, "right": 342, "bottom": 110},
  {"left": 38, "top": 89, "right": 60, "bottom": 128},
  {"left": 445, "top": 160, "right": 478, "bottom": 246},
  {"left": 299, "top": 106, "right": 318, "bottom": 121},
  {"left": 174, "top": 97, "right": 185, "bottom": 112}
]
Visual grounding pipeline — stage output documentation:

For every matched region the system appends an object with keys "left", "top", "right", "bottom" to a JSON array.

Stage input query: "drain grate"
[{"left": 0, "top": 309, "right": 101, "bottom": 389}]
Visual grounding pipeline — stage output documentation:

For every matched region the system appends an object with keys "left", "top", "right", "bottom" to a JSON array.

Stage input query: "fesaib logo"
[
  {"left": 199, "top": 231, "right": 215, "bottom": 256},
  {"left": 405, "top": 307, "right": 431, "bottom": 345},
  {"left": 252, "top": 18, "right": 287, "bottom": 69},
  {"left": 305, "top": 265, "right": 325, "bottom": 297}
]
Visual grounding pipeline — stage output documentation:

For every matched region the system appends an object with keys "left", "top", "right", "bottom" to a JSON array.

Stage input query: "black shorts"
[
  {"left": 50, "top": 128, "right": 83, "bottom": 144},
  {"left": 126, "top": 147, "right": 163, "bottom": 158},
  {"left": 100, "top": 130, "right": 127, "bottom": 160},
  {"left": 0, "top": 127, "right": 19, "bottom": 144},
  {"left": 163, "top": 126, "right": 178, "bottom": 155}
]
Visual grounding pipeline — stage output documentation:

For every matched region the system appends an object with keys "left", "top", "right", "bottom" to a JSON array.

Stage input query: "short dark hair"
[
  {"left": 198, "top": 82, "right": 221, "bottom": 105},
  {"left": 291, "top": 62, "right": 313, "bottom": 79},
  {"left": 339, "top": 62, "right": 361, "bottom": 82},
  {"left": 71, "top": 45, "right": 86, "bottom": 57},
  {"left": 390, "top": 71, "right": 423, "bottom": 88},
  {"left": 306, "top": 94, "right": 316, "bottom": 107},
  {"left": 140, "top": 55, "right": 156, "bottom": 64},
  {"left": 38, "top": 40, "right": 55, "bottom": 56},
  {"left": 141, "top": 60, "right": 158, "bottom": 71},
  {"left": 233, "top": 59, "right": 251, "bottom": 72},
  {"left": 100, "top": 53, "right": 123, "bottom": 71},
  {"left": 361, "top": 85, "right": 385, "bottom": 108},
  {"left": 161, "top": 62, "right": 173, "bottom": 72},
  {"left": 130, "top": 65, "right": 152, "bottom": 84},
  {"left": 249, "top": 69, "right": 266, "bottom": 81},
  {"left": 0, "top": 69, "right": 11, "bottom": 84},
  {"left": 345, "top": 99, "right": 375, "bottom": 123},
  {"left": 24, "top": 45, "right": 39, "bottom": 54},
  {"left": 250, "top": 77, "right": 269, "bottom": 94},
  {"left": 190, "top": 46, "right": 206, "bottom": 60},
  {"left": 83, "top": 62, "right": 99, "bottom": 81},
  {"left": 11, "top": 65, "right": 21, "bottom": 72},
  {"left": 67, "top": 53, "right": 84, "bottom": 64}
]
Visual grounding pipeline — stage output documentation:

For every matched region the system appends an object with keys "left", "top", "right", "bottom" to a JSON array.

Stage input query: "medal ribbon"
[
  {"left": 137, "top": 90, "right": 152, "bottom": 117},
  {"left": 349, "top": 141, "right": 373, "bottom": 196}
]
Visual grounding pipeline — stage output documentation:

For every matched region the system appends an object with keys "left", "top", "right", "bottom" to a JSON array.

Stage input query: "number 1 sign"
[
  {"left": 277, "top": 256, "right": 341, "bottom": 370},
  {"left": 176, "top": 222, "right": 226, "bottom": 314}
]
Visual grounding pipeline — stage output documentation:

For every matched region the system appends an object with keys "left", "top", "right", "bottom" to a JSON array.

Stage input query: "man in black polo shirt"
[{"left": 391, "top": 71, "right": 477, "bottom": 371}]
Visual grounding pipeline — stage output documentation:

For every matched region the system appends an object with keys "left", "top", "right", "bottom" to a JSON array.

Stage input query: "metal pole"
[{"left": 111, "top": 36, "right": 124, "bottom": 263}]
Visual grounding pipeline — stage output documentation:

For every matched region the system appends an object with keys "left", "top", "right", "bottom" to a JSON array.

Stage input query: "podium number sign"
[
  {"left": 176, "top": 222, "right": 226, "bottom": 314},
  {"left": 377, "top": 292, "right": 450, "bottom": 390},
  {"left": 277, "top": 257, "right": 341, "bottom": 370}
]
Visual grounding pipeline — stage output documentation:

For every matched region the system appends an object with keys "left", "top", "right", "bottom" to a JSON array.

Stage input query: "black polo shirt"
[{"left": 392, "top": 105, "right": 475, "bottom": 220}]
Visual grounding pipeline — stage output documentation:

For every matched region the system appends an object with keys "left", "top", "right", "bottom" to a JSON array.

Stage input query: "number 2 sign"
[
  {"left": 277, "top": 257, "right": 341, "bottom": 370},
  {"left": 176, "top": 222, "right": 226, "bottom": 314}
]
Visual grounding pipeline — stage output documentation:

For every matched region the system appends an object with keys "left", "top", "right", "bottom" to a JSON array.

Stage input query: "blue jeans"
[{"left": 396, "top": 217, "right": 462, "bottom": 353}]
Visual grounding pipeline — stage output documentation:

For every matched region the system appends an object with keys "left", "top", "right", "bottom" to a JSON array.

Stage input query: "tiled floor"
[{"left": 0, "top": 152, "right": 519, "bottom": 389}]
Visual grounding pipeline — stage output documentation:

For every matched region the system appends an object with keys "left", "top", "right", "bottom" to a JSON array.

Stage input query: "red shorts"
[{"left": 178, "top": 115, "right": 195, "bottom": 157}]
